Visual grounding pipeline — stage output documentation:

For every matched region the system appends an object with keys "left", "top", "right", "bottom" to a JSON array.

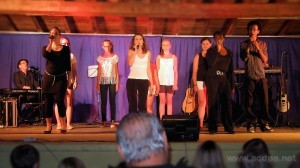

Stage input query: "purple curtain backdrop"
[{"left": 0, "top": 33, "right": 299, "bottom": 125}]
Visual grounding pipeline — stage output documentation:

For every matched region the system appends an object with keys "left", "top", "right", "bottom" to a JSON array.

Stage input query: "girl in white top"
[
  {"left": 127, "top": 34, "right": 154, "bottom": 113},
  {"left": 97, "top": 40, "right": 119, "bottom": 126},
  {"left": 156, "top": 39, "right": 178, "bottom": 120}
]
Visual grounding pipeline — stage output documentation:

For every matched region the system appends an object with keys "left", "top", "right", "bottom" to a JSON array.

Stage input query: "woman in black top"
[
  {"left": 192, "top": 37, "right": 212, "bottom": 128},
  {"left": 205, "top": 31, "right": 235, "bottom": 134},
  {"left": 42, "top": 27, "right": 71, "bottom": 134}
]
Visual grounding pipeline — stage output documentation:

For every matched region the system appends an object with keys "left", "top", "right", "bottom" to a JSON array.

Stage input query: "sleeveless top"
[
  {"left": 158, "top": 55, "right": 175, "bottom": 86},
  {"left": 97, "top": 54, "right": 119, "bottom": 84},
  {"left": 197, "top": 53, "right": 208, "bottom": 81},
  {"left": 128, "top": 52, "right": 149, "bottom": 80}
]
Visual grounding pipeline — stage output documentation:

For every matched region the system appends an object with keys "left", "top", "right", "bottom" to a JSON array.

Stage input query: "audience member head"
[
  {"left": 57, "top": 157, "right": 86, "bottom": 168},
  {"left": 60, "top": 37, "right": 70, "bottom": 46},
  {"left": 10, "top": 144, "right": 39, "bottom": 168},
  {"left": 288, "top": 153, "right": 300, "bottom": 168},
  {"left": 238, "top": 138, "right": 272, "bottom": 168},
  {"left": 193, "top": 140, "right": 226, "bottom": 168},
  {"left": 17, "top": 59, "right": 29, "bottom": 71},
  {"left": 116, "top": 112, "right": 169, "bottom": 167},
  {"left": 101, "top": 39, "right": 114, "bottom": 53},
  {"left": 129, "top": 34, "right": 148, "bottom": 53}
]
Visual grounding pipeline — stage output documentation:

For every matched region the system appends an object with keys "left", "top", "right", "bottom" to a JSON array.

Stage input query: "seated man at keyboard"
[{"left": 13, "top": 59, "right": 39, "bottom": 124}]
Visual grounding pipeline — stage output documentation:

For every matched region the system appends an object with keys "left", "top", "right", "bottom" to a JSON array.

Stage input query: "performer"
[
  {"left": 146, "top": 62, "right": 159, "bottom": 114},
  {"left": 156, "top": 39, "right": 178, "bottom": 120},
  {"left": 192, "top": 37, "right": 212, "bottom": 128},
  {"left": 13, "top": 59, "right": 39, "bottom": 90},
  {"left": 126, "top": 34, "right": 154, "bottom": 113},
  {"left": 96, "top": 39, "right": 119, "bottom": 127},
  {"left": 42, "top": 27, "right": 71, "bottom": 134},
  {"left": 205, "top": 31, "right": 235, "bottom": 134},
  {"left": 54, "top": 37, "right": 78, "bottom": 130},
  {"left": 240, "top": 20, "right": 273, "bottom": 133},
  {"left": 13, "top": 59, "right": 39, "bottom": 122}
]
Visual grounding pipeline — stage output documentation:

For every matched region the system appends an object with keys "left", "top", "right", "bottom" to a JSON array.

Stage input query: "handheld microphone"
[
  {"left": 137, "top": 45, "right": 139, "bottom": 49},
  {"left": 49, "top": 35, "right": 55, "bottom": 39},
  {"left": 283, "top": 51, "right": 288, "bottom": 55}
]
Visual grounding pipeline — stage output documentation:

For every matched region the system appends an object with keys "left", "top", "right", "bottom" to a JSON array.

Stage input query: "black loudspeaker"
[{"left": 162, "top": 114, "right": 199, "bottom": 142}]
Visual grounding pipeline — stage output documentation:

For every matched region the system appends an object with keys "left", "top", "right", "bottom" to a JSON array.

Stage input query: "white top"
[
  {"left": 158, "top": 55, "right": 175, "bottom": 86},
  {"left": 128, "top": 52, "right": 149, "bottom": 80},
  {"left": 68, "top": 53, "right": 77, "bottom": 84},
  {"left": 97, "top": 54, "right": 119, "bottom": 84}
]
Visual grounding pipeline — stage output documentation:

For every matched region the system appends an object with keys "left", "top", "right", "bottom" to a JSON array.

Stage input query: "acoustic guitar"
[{"left": 182, "top": 86, "right": 197, "bottom": 113}]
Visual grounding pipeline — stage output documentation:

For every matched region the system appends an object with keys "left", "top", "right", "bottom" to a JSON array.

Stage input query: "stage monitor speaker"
[{"left": 162, "top": 114, "right": 199, "bottom": 142}]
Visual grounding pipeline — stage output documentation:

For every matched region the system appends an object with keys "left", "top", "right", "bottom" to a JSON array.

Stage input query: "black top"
[
  {"left": 13, "top": 70, "right": 38, "bottom": 89},
  {"left": 196, "top": 52, "right": 208, "bottom": 81},
  {"left": 205, "top": 46, "right": 235, "bottom": 89},
  {"left": 42, "top": 45, "right": 71, "bottom": 93},
  {"left": 42, "top": 45, "right": 71, "bottom": 75}
]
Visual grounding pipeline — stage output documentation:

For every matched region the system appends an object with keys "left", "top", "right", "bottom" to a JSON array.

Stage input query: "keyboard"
[
  {"left": 0, "top": 89, "right": 40, "bottom": 96},
  {"left": 234, "top": 67, "right": 282, "bottom": 74}
]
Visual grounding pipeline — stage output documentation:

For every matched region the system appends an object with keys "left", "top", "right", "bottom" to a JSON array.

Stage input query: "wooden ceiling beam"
[
  {"left": 0, "top": 1, "right": 299, "bottom": 18},
  {"left": 223, "top": 19, "right": 237, "bottom": 35}
]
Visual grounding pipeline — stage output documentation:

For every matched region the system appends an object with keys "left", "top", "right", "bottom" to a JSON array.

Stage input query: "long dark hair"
[{"left": 129, "top": 34, "right": 149, "bottom": 54}]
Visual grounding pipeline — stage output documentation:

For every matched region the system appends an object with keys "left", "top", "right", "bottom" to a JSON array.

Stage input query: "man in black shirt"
[
  {"left": 13, "top": 59, "right": 38, "bottom": 90},
  {"left": 13, "top": 59, "right": 39, "bottom": 123}
]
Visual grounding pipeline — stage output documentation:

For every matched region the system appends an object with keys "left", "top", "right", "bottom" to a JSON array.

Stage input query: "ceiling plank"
[
  {"left": 0, "top": 1, "right": 299, "bottom": 19},
  {"left": 31, "top": 16, "right": 47, "bottom": 32},
  {"left": 223, "top": 19, "right": 237, "bottom": 35}
]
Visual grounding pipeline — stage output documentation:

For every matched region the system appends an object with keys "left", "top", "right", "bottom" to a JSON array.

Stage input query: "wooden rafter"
[{"left": 0, "top": 1, "right": 299, "bottom": 19}]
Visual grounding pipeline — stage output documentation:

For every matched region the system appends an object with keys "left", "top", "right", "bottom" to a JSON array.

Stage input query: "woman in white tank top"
[
  {"left": 156, "top": 39, "right": 178, "bottom": 120},
  {"left": 126, "top": 34, "right": 154, "bottom": 113}
]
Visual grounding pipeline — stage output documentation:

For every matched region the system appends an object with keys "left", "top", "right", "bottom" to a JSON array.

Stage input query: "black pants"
[
  {"left": 100, "top": 84, "right": 116, "bottom": 122},
  {"left": 206, "top": 76, "right": 233, "bottom": 132},
  {"left": 43, "top": 78, "right": 67, "bottom": 118},
  {"left": 126, "top": 79, "right": 149, "bottom": 113},
  {"left": 244, "top": 77, "right": 270, "bottom": 124}
]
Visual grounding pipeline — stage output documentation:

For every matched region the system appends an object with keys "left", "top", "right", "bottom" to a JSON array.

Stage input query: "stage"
[{"left": 0, "top": 124, "right": 300, "bottom": 168}]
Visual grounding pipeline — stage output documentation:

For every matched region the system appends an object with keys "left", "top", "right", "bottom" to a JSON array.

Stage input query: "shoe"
[
  {"left": 100, "top": 121, "right": 107, "bottom": 128},
  {"left": 247, "top": 124, "right": 256, "bottom": 133},
  {"left": 60, "top": 129, "right": 67, "bottom": 134},
  {"left": 44, "top": 126, "right": 52, "bottom": 134},
  {"left": 110, "top": 121, "right": 116, "bottom": 128},
  {"left": 209, "top": 129, "right": 217, "bottom": 134},
  {"left": 225, "top": 128, "right": 235, "bottom": 134},
  {"left": 56, "top": 126, "right": 61, "bottom": 130},
  {"left": 260, "top": 123, "right": 274, "bottom": 132}
]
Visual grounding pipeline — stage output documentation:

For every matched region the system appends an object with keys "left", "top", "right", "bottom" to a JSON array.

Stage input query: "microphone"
[
  {"left": 28, "top": 66, "right": 39, "bottom": 72},
  {"left": 49, "top": 35, "right": 54, "bottom": 39},
  {"left": 282, "top": 51, "right": 288, "bottom": 55},
  {"left": 136, "top": 45, "right": 139, "bottom": 49}
]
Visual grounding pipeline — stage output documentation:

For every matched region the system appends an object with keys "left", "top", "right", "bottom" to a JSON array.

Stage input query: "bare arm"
[
  {"left": 96, "top": 62, "right": 102, "bottom": 92},
  {"left": 147, "top": 51, "right": 153, "bottom": 86},
  {"left": 173, "top": 56, "right": 178, "bottom": 90},
  {"left": 72, "top": 62, "right": 78, "bottom": 89},
  {"left": 127, "top": 49, "right": 135, "bottom": 66},
  {"left": 115, "top": 61, "right": 119, "bottom": 92},
  {"left": 192, "top": 54, "right": 199, "bottom": 87}
]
